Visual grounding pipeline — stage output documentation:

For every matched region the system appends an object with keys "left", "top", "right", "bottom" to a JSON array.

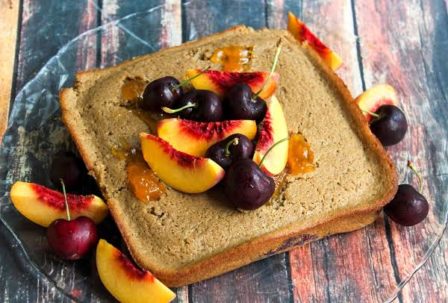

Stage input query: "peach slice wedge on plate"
[
  {"left": 253, "top": 95, "right": 289, "bottom": 175},
  {"left": 287, "top": 12, "right": 342, "bottom": 71},
  {"left": 140, "top": 133, "right": 225, "bottom": 193},
  {"left": 157, "top": 118, "right": 257, "bottom": 156},
  {"left": 355, "top": 84, "right": 399, "bottom": 122},
  {"left": 96, "top": 239, "right": 176, "bottom": 303},
  {"left": 9, "top": 181, "right": 108, "bottom": 227},
  {"left": 185, "top": 69, "right": 279, "bottom": 100}
]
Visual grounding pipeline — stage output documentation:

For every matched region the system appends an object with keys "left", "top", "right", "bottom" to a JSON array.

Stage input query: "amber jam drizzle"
[
  {"left": 210, "top": 46, "right": 253, "bottom": 71},
  {"left": 126, "top": 151, "right": 165, "bottom": 202},
  {"left": 111, "top": 137, "right": 132, "bottom": 160},
  {"left": 287, "top": 133, "right": 315, "bottom": 175},
  {"left": 120, "top": 78, "right": 164, "bottom": 134},
  {"left": 110, "top": 137, "right": 165, "bottom": 202},
  {"left": 121, "top": 77, "right": 147, "bottom": 102}
]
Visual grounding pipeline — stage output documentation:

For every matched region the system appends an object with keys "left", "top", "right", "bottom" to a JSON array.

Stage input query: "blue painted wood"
[
  {"left": 1, "top": 0, "right": 447, "bottom": 302},
  {"left": 14, "top": 0, "right": 99, "bottom": 93},
  {"left": 182, "top": 1, "right": 299, "bottom": 302}
]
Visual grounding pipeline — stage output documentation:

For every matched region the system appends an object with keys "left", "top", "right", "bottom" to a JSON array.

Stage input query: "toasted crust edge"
[{"left": 60, "top": 26, "right": 398, "bottom": 287}]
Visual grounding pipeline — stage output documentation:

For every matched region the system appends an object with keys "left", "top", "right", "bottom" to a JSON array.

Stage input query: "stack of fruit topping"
[{"left": 137, "top": 45, "right": 288, "bottom": 210}]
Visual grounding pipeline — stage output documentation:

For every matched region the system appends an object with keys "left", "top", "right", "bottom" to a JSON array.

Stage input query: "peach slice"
[
  {"left": 96, "top": 239, "right": 176, "bottom": 303},
  {"left": 355, "top": 84, "right": 399, "bottom": 122},
  {"left": 253, "top": 95, "right": 289, "bottom": 175},
  {"left": 185, "top": 69, "right": 279, "bottom": 100},
  {"left": 140, "top": 133, "right": 225, "bottom": 193},
  {"left": 9, "top": 181, "right": 108, "bottom": 227},
  {"left": 287, "top": 12, "right": 342, "bottom": 71},
  {"left": 157, "top": 118, "right": 257, "bottom": 156}
]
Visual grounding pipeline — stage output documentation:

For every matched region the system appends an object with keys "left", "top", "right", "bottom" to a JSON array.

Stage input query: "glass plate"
[{"left": 0, "top": 1, "right": 446, "bottom": 302}]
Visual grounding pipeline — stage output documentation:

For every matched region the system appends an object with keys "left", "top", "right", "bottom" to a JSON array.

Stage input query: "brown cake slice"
[{"left": 60, "top": 26, "right": 397, "bottom": 286}]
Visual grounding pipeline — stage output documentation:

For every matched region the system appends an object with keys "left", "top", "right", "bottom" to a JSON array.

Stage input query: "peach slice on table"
[
  {"left": 9, "top": 181, "right": 108, "bottom": 227},
  {"left": 96, "top": 239, "right": 176, "bottom": 303},
  {"left": 157, "top": 118, "right": 257, "bottom": 157},
  {"left": 185, "top": 69, "right": 279, "bottom": 100},
  {"left": 287, "top": 12, "right": 342, "bottom": 71},
  {"left": 140, "top": 133, "right": 225, "bottom": 193},
  {"left": 355, "top": 84, "right": 399, "bottom": 122},
  {"left": 253, "top": 95, "right": 289, "bottom": 175}
]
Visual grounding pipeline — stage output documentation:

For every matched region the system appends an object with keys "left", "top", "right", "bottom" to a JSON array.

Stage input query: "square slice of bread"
[{"left": 60, "top": 26, "right": 397, "bottom": 286}]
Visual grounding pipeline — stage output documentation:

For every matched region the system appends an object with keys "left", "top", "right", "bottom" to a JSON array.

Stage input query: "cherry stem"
[
  {"left": 60, "top": 179, "right": 71, "bottom": 221},
  {"left": 407, "top": 160, "right": 423, "bottom": 192},
  {"left": 162, "top": 102, "right": 197, "bottom": 114},
  {"left": 253, "top": 43, "right": 282, "bottom": 99},
  {"left": 173, "top": 66, "right": 211, "bottom": 90},
  {"left": 258, "top": 137, "right": 289, "bottom": 168},
  {"left": 224, "top": 138, "right": 239, "bottom": 157},
  {"left": 361, "top": 108, "right": 380, "bottom": 118}
]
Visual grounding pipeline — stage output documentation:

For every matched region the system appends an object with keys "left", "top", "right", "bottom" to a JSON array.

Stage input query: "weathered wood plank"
[
  {"left": 182, "top": 1, "right": 295, "bottom": 302},
  {"left": 2, "top": 1, "right": 447, "bottom": 302},
  {"left": 182, "top": 0, "right": 266, "bottom": 40},
  {"left": 98, "top": 1, "right": 185, "bottom": 301},
  {"left": 287, "top": 1, "right": 405, "bottom": 302},
  {"left": 0, "top": 1, "right": 102, "bottom": 302},
  {"left": 266, "top": 0, "right": 301, "bottom": 29},
  {"left": 99, "top": 0, "right": 181, "bottom": 67},
  {"left": 14, "top": 0, "right": 100, "bottom": 92},
  {"left": 0, "top": 0, "right": 20, "bottom": 141},
  {"left": 354, "top": 0, "right": 448, "bottom": 301}
]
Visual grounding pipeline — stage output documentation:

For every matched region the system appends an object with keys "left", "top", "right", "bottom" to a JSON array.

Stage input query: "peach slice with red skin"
[
  {"left": 185, "top": 69, "right": 279, "bottom": 100},
  {"left": 287, "top": 12, "right": 342, "bottom": 71},
  {"left": 157, "top": 118, "right": 257, "bottom": 156},
  {"left": 253, "top": 95, "right": 289, "bottom": 175},
  {"left": 9, "top": 181, "right": 108, "bottom": 227},
  {"left": 355, "top": 84, "right": 399, "bottom": 122},
  {"left": 140, "top": 133, "right": 225, "bottom": 193},
  {"left": 96, "top": 239, "right": 176, "bottom": 303}
]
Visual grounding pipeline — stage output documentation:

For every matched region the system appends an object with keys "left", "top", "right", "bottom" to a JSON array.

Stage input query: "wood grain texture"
[
  {"left": 97, "top": 1, "right": 186, "bottom": 301},
  {"left": 355, "top": 0, "right": 448, "bottom": 302},
  {"left": 1, "top": 0, "right": 448, "bottom": 302},
  {"left": 0, "top": 0, "right": 20, "bottom": 141},
  {"left": 182, "top": 1, "right": 299, "bottom": 302},
  {"left": 288, "top": 1, "right": 397, "bottom": 302},
  {"left": 0, "top": 1, "right": 103, "bottom": 302}
]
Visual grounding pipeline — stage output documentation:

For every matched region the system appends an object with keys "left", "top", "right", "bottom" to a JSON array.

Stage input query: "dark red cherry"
[
  {"left": 370, "top": 105, "right": 407, "bottom": 146},
  {"left": 142, "top": 76, "right": 182, "bottom": 112},
  {"left": 174, "top": 89, "right": 223, "bottom": 121},
  {"left": 205, "top": 134, "right": 254, "bottom": 170},
  {"left": 50, "top": 151, "right": 85, "bottom": 190},
  {"left": 224, "top": 83, "right": 267, "bottom": 122},
  {"left": 47, "top": 216, "right": 98, "bottom": 260},
  {"left": 224, "top": 159, "right": 275, "bottom": 210},
  {"left": 384, "top": 184, "right": 429, "bottom": 226}
]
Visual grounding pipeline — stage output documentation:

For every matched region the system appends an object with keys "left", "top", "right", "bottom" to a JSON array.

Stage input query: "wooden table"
[{"left": 1, "top": 0, "right": 447, "bottom": 302}]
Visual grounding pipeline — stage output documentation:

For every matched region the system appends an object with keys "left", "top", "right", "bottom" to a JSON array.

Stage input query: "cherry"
[
  {"left": 384, "top": 161, "right": 429, "bottom": 226},
  {"left": 47, "top": 216, "right": 98, "bottom": 260},
  {"left": 223, "top": 83, "right": 267, "bottom": 122},
  {"left": 164, "top": 89, "right": 223, "bottom": 121},
  {"left": 205, "top": 134, "right": 254, "bottom": 170},
  {"left": 224, "top": 159, "right": 275, "bottom": 210},
  {"left": 224, "top": 44, "right": 282, "bottom": 122},
  {"left": 46, "top": 180, "right": 98, "bottom": 260},
  {"left": 370, "top": 105, "right": 407, "bottom": 146},
  {"left": 384, "top": 184, "right": 429, "bottom": 226},
  {"left": 50, "top": 151, "right": 85, "bottom": 190},
  {"left": 142, "top": 76, "right": 182, "bottom": 112}
]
